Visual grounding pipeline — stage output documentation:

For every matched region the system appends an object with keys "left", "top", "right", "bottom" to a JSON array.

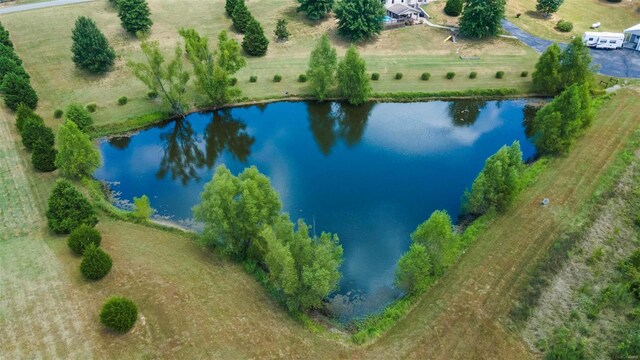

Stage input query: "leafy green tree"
[
  {"left": 80, "top": 243, "right": 112, "bottom": 280},
  {"left": 55, "top": 120, "right": 101, "bottom": 179},
  {"left": 117, "top": 0, "right": 153, "bottom": 35},
  {"left": 0, "top": 56, "right": 29, "bottom": 83},
  {"left": 225, "top": 0, "right": 240, "bottom": 16},
  {"left": 532, "top": 43, "right": 562, "bottom": 95},
  {"left": 31, "top": 141, "right": 57, "bottom": 172},
  {"left": 411, "top": 210, "right": 457, "bottom": 275},
  {"left": 242, "top": 19, "right": 269, "bottom": 57},
  {"left": 71, "top": 17, "right": 116, "bottom": 74},
  {"left": 463, "top": 141, "right": 525, "bottom": 215},
  {"left": 307, "top": 35, "right": 337, "bottom": 101},
  {"left": 231, "top": 0, "right": 253, "bottom": 34},
  {"left": 0, "top": 22, "right": 13, "bottom": 49},
  {"left": 21, "top": 117, "right": 54, "bottom": 151},
  {"left": 297, "top": 0, "right": 334, "bottom": 20},
  {"left": 459, "top": 0, "right": 505, "bottom": 39},
  {"left": 395, "top": 243, "right": 432, "bottom": 294},
  {"left": 1, "top": 72, "right": 38, "bottom": 111},
  {"left": 337, "top": 45, "right": 371, "bottom": 105},
  {"left": 274, "top": 19, "right": 290, "bottom": 42},
  {"left": 128, "top": 40, "right": 190, "bottom": 115},
  {"left": 193, "top": 165, "right": 282, "bottom": 261},
  {"left": 46, "top": 179, "right": 98, "bottom": 234},
  {"left": 0, "top": 44, "right": 21, "bottom": 66},
  {"left": 132, "top": 194, "right": 154, "bottom": 220},
  {"left": 536, "top": 0, "right": 564, "bottom": 17},
  {"left": 65, "top": 103, "right": 93, "bottom": 130},
  {"left": 560, "top": 37, "right": 592, "bottom": 88},
  {"left": 444, "top": 0, "right": 464, "bottom": 16},
  {"left": 67, "top": 224, "right": 101, "bottom": 255},
  {"left": 533, "top": 83, "right": 593, "bottom": 155},
  {"left": 334, "top": 0, "right": 385, "bottom": 42}
]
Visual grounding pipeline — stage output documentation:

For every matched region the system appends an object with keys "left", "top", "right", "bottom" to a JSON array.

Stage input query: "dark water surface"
[{"left": 95, "top": 100, "right": 536, "bottom": 320}]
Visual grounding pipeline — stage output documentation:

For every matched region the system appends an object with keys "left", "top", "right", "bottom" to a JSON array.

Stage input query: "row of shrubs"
[
  {"left": 46, "top": 179, "right": 138, "bottom": 333},
  {"left": 241, "top": 71, "right": 530, "bottom": 84},
  {"left": 53, "top": 97, "right": 129, "bottom": 119},
  {"left": 0, "top": 22, "right": 39, "bottom": 112},
  {"left": 15, "top": 106, "right": 57, "bottom": 172},
  {"left": 226, "top": 0, "right": 269, "bottom": 57}
]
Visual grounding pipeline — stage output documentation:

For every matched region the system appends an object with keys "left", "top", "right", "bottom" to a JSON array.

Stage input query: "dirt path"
[
  {"left": 0, "top": 111, "right": 99, "bottom": 358},
  {"left": 361, "top": 89, "right": 640, "bottom": 359}
]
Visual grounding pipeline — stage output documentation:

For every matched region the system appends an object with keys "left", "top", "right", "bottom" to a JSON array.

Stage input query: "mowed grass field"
[
  {"left": 506, "top": 0, "right": 640, "bottom": 42},
  {"left": 1, "top": 0, "right": 537, "bottom": 128}
]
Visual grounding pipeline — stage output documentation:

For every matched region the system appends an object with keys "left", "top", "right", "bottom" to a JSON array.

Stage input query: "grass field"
[
  {"left": 0, "top": 0, "right": 537, "bottom": 128},
  {"left": 507, "top": 0, "right": 640, "bottom": 42}
]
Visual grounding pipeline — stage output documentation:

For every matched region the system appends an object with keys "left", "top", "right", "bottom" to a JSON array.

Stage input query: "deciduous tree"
[
  {"left": 132, "top": 194, "right": 154, "bottom": 220},
  {"left": 71, "top": 17, "right": 116, "bottom": 73},
  {"left": 65, "top": 103, "right": 93, "bottom": 130},
  {"left": 536, "top": 0, "right": 564, "bottom": 18},
  {"left": 297, "top": 0, "right": 334, "bottom": 20},
  {"left": 337, "top": 45, "right": 371, "bottom": 105},
  {"left": 532, "top": 43, "right": 562, "bottom": 94},
  {"left": 334, "top": 0, "right": 384, "bottom": 42},
  {"left": 117, "top": 0, "right": 153, "bottom": 35},
  {"left": 411, "top": 210, "right": 457, "bottom": 276},
  {"left": 55, "top": 120, "right": 101, "bottom": 179},
  {"left": 307, "top": 35, "right": 337, "bottom": 101},
  {"left": 560, "top": 37, "right": 592, "bottom": 88},
  {"left": 459, "top": 0, "right": 505, "bottom": 39},
  {"left": 395, "top": 243, "right": 432, "bottom": 294}
]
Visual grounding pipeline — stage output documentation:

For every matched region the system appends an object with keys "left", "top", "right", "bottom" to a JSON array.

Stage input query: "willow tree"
[{"left": 128, "top": 40, "right": 190, "bottom": 115}]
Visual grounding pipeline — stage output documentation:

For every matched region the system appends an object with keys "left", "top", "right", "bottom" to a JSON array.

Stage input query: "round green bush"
[
  {"left": 496, "top": 71, "right": 505, "bottom": 79},
  {"left": 521, "top": 71, "right": 529, "bottom": 78},
  {"left": 395, "top": 72, "right": 403, "bottom": 80},
  {"left": 249, "top": 75, "right": 257, "bottom": 83},
  {"left": 31, "top": 141, "right": 57, "bottom": 172},
  {"left": 67, "top": 224, "right": 101, "bottom": 255},
  {"left": 298, "top": 74, "right": 308, "bottom": 83},
  {"left": 371, "top": 73, "right": 380, "bottom": 81},
  {"left": 444, "top": 0, "right": 463, "bottom": 16},
  {"left": 229, "top": 77, "right": 238, "bottom": 86},
  {"left": 273, "top": 74, "right": 282, "bottom": 82},
  {"left": 86, "top": 103, "right": 97, "bottom": 113},
  {"left": 80, "top": 244, "right": 112, "bottom": 281},
  {"left": 147, "top": 90, "right": 158, "bottom": 99},
  {"left": 556, "top": 20, "right": 573, "bottom": 32},
  {"left": 446, "top": 72, "right": 456, "bottom": 80},
  {"left": 46, "top": 179, "right": 98, "bottom": 234},
  {"left": 100, "top": 297, "right": 137, "bottom": 333},
  {"left": 54, "top": 109, "right": 63, "bottom": 119},
  {"left": 421, "top": 72, "right": 431, "bottom": 81},
  {"left": 469, "top": 71, "right": 477, "bottom": 79},
  {"left": 65, "top": 103, "right": 93, "bottom": 130},
  {"left": 117, "top": 96, "right": 128, "bottom": 106}
]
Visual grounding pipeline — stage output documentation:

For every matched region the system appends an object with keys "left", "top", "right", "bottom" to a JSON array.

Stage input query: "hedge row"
[{"left": 0, "top": 22, "right": 38, "bottom": 111}]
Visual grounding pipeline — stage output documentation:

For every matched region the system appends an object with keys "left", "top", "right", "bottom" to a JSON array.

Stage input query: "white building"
[
  {"left": 381, "top": 0, "right": 428, "bottom": 21},
  {"left": 624, "top": 24, "right": 640, "bottom": 51}
]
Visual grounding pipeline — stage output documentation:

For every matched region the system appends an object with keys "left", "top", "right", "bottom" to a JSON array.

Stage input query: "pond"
[{"left": 95, "top": 99, "right": 537, "bottom": 320}]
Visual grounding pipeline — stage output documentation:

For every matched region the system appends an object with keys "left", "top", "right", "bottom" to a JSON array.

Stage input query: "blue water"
[{"left": 95, "top": 100, "right": 536, "bottom": 319}]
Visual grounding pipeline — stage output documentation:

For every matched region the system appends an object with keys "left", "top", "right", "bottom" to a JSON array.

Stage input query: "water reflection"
[
  {"left": 307, "top": 102, "right": 374, "bottom": 155},
  {"left": 203, "top": 110, "right": 255, "bottom": 167},
  {"left": 108, "top": 136, "right": 132, "bottom": 150},
  {"left": 448, "top": 100, "right": 487, "bottom": 127}
]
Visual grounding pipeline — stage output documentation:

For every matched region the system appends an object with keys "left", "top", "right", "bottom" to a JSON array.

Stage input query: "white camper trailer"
[{"left": 582, "top": 32, "right": 625, "bottom": 49}]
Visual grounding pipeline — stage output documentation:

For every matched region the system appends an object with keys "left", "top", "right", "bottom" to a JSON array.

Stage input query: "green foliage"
[
  {"left": 46, "top": 179, "right": 98, "bottom": 234},
  {"left": 71, "top": 17, "right": 116, "bottom": 74},
  {"left": 532, "top": 83, "right": 593, "bottom": 155},
  {"left": 1, "top": 72, "right": 38, "bottom": 111},
  {"left": 298, "top": 74, "right": 308, "bottom": 82},
  {"left": 86, "top": 103, "right": 97, "bottom": 113},
  {"left": 395, "top": 243, "right": 432, "bottom": 294},
  {"left": 0, "top": 22, "right": 13, "bottom": 49},
  {"left": 469, "top": 71, "right": 477, "bottom": 79},
  {"left": 560, "top": 37, "right": 592, "bottom": 88},
  {"left": 55, "top": 120, "right": 101, "bottom": 179},
  {"left": 307, "top": 35, "right": 337, "bottom": 101},
  {"left": 117, "top": 96, "right": 128, "bottom": 105},
  {"left": 556, "top": 19, "right": 573, "bottom": 32},
  {"left": 128, "top": 40, "right": 190, "bottom": 115},
  {"left": 21, "top": 118, "right": 54, "bottom": 151},
  {"left": 532, "top": 43, "right": 562, "bottom": 94},
  {"left": 80, "top": 244, "right": 112, "bottom": 280},
  {"left": 225, "top": 0, "right": 240, "bottom": 17},
  {"left": 334, "top": 0, "right": 385, "bottom": 42},
  {"left": 614, "top": 326, "right": 640, "bottom": 359},
  {"left": 521, "top": 71, "right": 529, "bottom": 77},
  {"left": 337, "top": 45, "right": 371, "bottom": 105},
  {"left": 463, "top": 141, "right": 525, "bottom": 215},
  {"left": 117, "top": 0, "right": 153, "bottom": 34},
  {"left": 54, "top": 109, "right": 63, "bottom": 118},
  {"left": 421, "top": 72, "right": 431, "bottom": 80},
  {"left": 100, "top": 297, "right": 138, "bottom": 333},
  {"left": 371, "top": 73, "right": 380, "bottom": 80},
  {"left": 132, "top": 194, "right": 153, "bottom": 220},
  {"left": 496, "top": 71, "right": 505, "bottom": 79},
  {"left": 446, "top": 72, "right": 455, "bottom": 79},
  {"left": 242, "top": 19, "right": 269, "bottom": 57},
  {"left": 545, "top": 327, "right": 588, "bottom": 359},
  {"left": 231, "top": 0, "right": 253, "bottom": 34},
  {"left": 459, "top": 0, "right": 506, "bottom": 39},
  {"left": 67, "top": 224, "right": 101, "bottom": 255},
  {"left": 411, "top": 210, "right": 458, "bottom": 275},
  {"left": 0, "top": 44, "right": 21, "bottom": 66},
  {"left": 249, "top": 75, "right": 257, "bottom": 82},
  {"left": 275, "top": 19, "right": 290, "bottom": 41},
  {"left": 0, "top": 56, "right": 29, "bottom": 83},
  {"left": 297, "top": 0, "right": 334, "bottom": 20},
  {"left": 65, "top": 103, "right": 93, "bottom": 130},
  {"left": 147, "top": 90, "right": 158, "bottom": 99},
  {"left": 31, "top": 141, "right": 58, "bottom": 172},
  {"left": 395, "top": 72, "right": 403, "bottom": 80},
  {"left": 15, "top": 103, "right": 39, "bottom": 133},
  {"left": 537, "top": 0, "right": 564, "bottom": 17},
  {"left": 193, "top": 165, "right": 282, "bottom": 261},
  {"left": 273, "top": 74, "right": 282, "bottom": 82},
  {"left": 444, "top": 0, "right": 464, "bottom": 16}
]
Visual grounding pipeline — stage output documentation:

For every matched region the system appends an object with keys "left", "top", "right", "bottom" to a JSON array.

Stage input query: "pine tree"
[
  {"left": 225, "top": 0, "right": 240, "bottom": 17},
  {"left": 71, "top": 17, "right": 116, "bottom": 74},
  {"left": 117, "top": 0, "right": 153, "bottom": 35},
  {"left": 242, "top": 19, "right": 269, "bottom": 57},
  {"left": 32, "top": 141, "right": 58, "bottom": 172},
  {"left": 274, "top": 19, "right": 290, "bottom": 42},
  {"left": 297, "top": 0, "right": 334, "bottom": 20},
  {"left": 444, "top": 0, "right": 464, "bottom": 16},
  {"left": 1, "top": 72, "right": 38, "bottom": 111},
  {"left": 337, "top": 45, "right": 371, "bottom": 105},
  {"left": 307, "top": 35, "right": 337, "bottom": 101},
  {"left": 0, "top": 56, "right": 29, "bottom": 83},
  {"left": 459, "top": 0, "right": 505, "bottom": 39},
  {"left": 0, "top": 44, "right": 22, "bottom": 66},
  {"left": 231, "top": 0, "right": 254, "bottom": 34},
  {"left": 0, "top": 22, "right": 13, "bottom": 49},
  {"left": 46, "top": 179, "right": 98, "bottom": 234}
]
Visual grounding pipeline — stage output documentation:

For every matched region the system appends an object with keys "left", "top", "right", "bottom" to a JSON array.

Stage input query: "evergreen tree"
[
  {"left": 32, "top": 141, "right": 58, "bottom": 172},
  {"left": 536, "top": 0, "right": 564, "bottom": 17},
  {"left": 444, "top": 0, "right": 464, "bottom": 17},
  {"left": 395, "top": 243, "right": 432, "bottom": 294},
  {"left": 0, "top": 22, "right": 13, "bottom": 49},
  {"left": 459, "top": 0, "right": 505, "bottom": 39},
  {"left": 1, "top": 72, "right": 38, "bottom": 111},
  {"left": 560, "top": 37, "right": 592, "bottom": 88},
  {"left": 0, "top": 44, "right": 21, "bottom": 66},
  {"left": 55, "top": 120, "right": 101, "bottom": 179},
  {"left": 117, "top": 0, "right": 153, "bottom": 35},
  {"left": 334, "top": 0, "right": 385, "bottom": 42},
  {"left": 532, "top": 43, "right": 562, "bottom": 95},
  {"left": 336, "top": 45, "right": 371, "bottom": 105},
  {"left": 411, "top": 210, "right": 458, "bottom": 276},
  {"left": 297, "top": 0, "right": 334, "bottom": 20},
  {"left": 225, "top": 0, "right": 240, "bottom": 17},
  {"left": 21, "top": 117, "right": 54, "bottom": 150},
  {"left": 46, "top": 179, "right": 98, "bottom": 234},
  {"left": 242, "top": 19, "right": 269, "bottom": 57},
  {"left": 71, "top": 17, "right": 116, "bottom": 73},
  {"left": 15, "top": 104, "right": 40, "bottom": 133},
  {"left": 275, "top": 19, "right": 290, "bottom": 42},
  {"left": 231, "top": 0, "right": 254, "bottom": 34},
  {"left": 307, "top": 35, "right": 337, "bottom": 101},
  {"left": 0, "top": 56, "right": 29, "bottom": 83}
]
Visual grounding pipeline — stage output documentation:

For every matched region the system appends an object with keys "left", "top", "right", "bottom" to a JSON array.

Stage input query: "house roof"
[
  {"left": 625, "top": 23, "right": 640, "bottom": 34},
  {"left": 386, "top": 3, "right": 420, "bottom": 16}
]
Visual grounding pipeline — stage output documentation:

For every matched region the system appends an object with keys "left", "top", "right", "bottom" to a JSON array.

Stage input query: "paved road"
[
  {"left": 502, "top": 19, "right": 640, "bottom": 78},
  {"left": 0, "top": 0, "right": 93, "bottom": 14}
]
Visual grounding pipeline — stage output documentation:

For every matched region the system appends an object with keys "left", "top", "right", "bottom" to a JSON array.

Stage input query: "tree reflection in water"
[
  {"left": 156, "top": 111, "right": 255, "bottom": 185},
  {"left": 107, "top": 136, "right": 132, "bottom": 150},
  {"left": 307, "top": 102, "right": 374, "bottom": 155},
  {"left": 448, "top": 100, "right": 487, "bottom": 127}
]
